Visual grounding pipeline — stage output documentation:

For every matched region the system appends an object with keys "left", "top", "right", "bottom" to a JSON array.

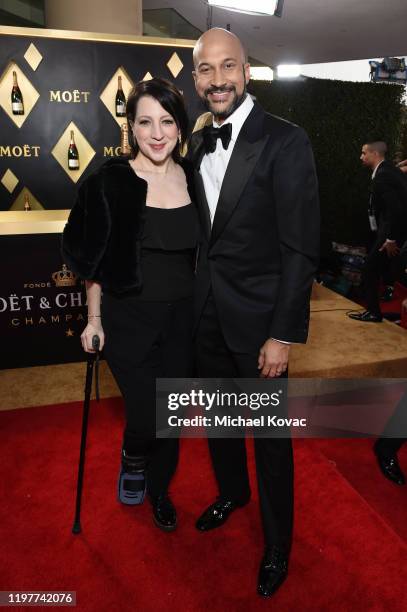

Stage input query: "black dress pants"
[
  {"left": 102, "top": 293, "right": 193, "bottom": 497},
  {"left": 362, "top": 241, "right": 387, "bottom": 317},
  {"left": 375, "top": 391, "right": 407, "bottom": 456},
  {"left": 362, "top": 237, "right": 403, "bottom": 316},
  {"left": 195, "top": 294, "right": 294, "bottom": 553}
]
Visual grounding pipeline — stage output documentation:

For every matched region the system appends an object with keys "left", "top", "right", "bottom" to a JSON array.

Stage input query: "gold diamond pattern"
[
  {"left": 1, "top": 169, "right": 19, "bottom": 193},
  {"left": 166, "top": 52, "right": 183, "bottom": 78},
  {"left": 51, "top": 122, "right": 95, "bottom": 184},
  {"left": 9, "top": 187, "right": 44, "bottom": 210},
  {"left": 0, "top": 61, "right": 40, "bottom": 128},
  {"left": 24, "top": 43, "right": 43, "bottom": 71},
  {"left": 100, "top": 66, "right": 134, "bottom": 127},
  {"left": 142, "top": 72, "right": 153, "bottom": 81}
]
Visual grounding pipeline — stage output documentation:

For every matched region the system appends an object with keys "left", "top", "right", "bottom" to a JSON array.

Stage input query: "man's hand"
[
  {"left": 379, "top": 241, "right": 400, "bottom": 257},
  {"left": 258, "top": 339, "right": 290, "bottom": 378}
]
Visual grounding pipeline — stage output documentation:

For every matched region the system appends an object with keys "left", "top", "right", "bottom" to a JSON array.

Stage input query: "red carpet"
[
  {"left": 308, "top": 438, "right": 407, "bottom": 542},
  {"left": 1, "top": 398, "right": 406, "bottom": 611}
]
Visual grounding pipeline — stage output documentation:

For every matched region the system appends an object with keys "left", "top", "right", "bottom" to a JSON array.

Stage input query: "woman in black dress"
[{"left": 62, "top": 78, "right": 198, "bottom": 531}]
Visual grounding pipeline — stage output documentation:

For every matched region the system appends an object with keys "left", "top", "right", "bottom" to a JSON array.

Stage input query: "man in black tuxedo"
[
  {"left": 349, "top": 141, "right": 407, "bottom": 323},
  {"left": 189, "top": 28, "right": 319, "bottom": 597}
]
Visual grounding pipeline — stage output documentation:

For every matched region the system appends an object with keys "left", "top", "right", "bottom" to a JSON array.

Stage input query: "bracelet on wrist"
[{"left": 88, "top": 314, "right": 101, "bottom": 318}]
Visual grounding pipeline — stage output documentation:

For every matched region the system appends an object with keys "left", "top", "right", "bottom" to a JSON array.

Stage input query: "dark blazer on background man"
[
  {"left": 189, "top": 101, "right": 320, "bottom": 351},
  {"left": 369, "top": 160, "right": 407, "bottom": 247}
]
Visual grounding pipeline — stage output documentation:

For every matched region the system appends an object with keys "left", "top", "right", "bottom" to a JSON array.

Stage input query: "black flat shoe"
[
  {"left": 374, "top": 444, "right": 406, "bottom": 485},
  {"left": 348, "top": 310, "right": 382, "bottom": 322},
  {"left": 195, "top": 497, "right": 249, "bottom": 532},
  {"left": 151, "top": 494, "right": 177, "bottom": 531},
  {"left": 257, "top": 546, "right": 288, "bottom": 598}
]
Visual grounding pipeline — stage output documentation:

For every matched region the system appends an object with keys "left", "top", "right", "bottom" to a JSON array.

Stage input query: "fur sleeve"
[{"left": 61, "top": 171, "right": 111, "bottom": 280}]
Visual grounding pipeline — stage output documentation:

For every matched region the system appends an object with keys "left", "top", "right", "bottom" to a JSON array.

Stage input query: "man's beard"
[{"left": 202, "top": 83, "right": 247, "bottom": 122}]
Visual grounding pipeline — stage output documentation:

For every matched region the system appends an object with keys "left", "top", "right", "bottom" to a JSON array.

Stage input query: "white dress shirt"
[
  {"left": 371, "top": 159, "right": 384, "bottom": 179},
  {"left": 199, "top": 94, "right": 254, "bottom": 224}
]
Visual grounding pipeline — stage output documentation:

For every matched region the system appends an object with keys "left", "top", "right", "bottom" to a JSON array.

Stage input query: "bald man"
[{"left": 188, "top": 28, "right": 320, "bottom": 597}]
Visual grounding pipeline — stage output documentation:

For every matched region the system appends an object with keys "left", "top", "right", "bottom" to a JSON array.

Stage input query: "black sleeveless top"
[{"left": 136, "top": 203, "right": 199, "bottom": 301}]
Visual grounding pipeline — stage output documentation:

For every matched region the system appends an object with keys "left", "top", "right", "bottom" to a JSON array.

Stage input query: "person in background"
[
  {"left": 349, "top": 141, "right": 407, "bottom": 322},
  {"left": 62, "top": 78, "right": 198, "bottom": 531},
  {"left": 374, "top": 235, "right": 407, "bottom": 485},
  {"left": 381, "top": 157, "right": 407, "bottom": 300},
  {"left": 374, "top": 388, "right": 406, "bottom": 486}
]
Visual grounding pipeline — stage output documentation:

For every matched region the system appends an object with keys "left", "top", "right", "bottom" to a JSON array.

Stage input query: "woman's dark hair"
[{"left": 126, "top": 77, "right": 189, "bottom": 162}]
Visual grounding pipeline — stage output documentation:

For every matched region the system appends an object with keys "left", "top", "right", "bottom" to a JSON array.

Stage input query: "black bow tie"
[{"left": 203, "top": 123, "right": 232, "bottom": 154}]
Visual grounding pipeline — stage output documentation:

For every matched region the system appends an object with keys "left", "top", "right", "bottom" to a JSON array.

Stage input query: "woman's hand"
[{"left": 81, "top": 320, "right": 105, "bottom": 353}]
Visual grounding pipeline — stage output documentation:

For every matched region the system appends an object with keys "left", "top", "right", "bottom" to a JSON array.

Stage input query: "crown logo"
[{"left": 52, "top": 264, "right": 77, "bottom": 287}]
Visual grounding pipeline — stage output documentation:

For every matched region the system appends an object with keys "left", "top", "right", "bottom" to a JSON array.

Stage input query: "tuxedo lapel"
[
  {"left": 189, "top": 133, "right": 211, "bottom": 240},
  {"left": 210, "top": 103, "right": 268, "bottom": 247},
  {"left": 195, "top": 168, "right": 211, "bottom": 240}
]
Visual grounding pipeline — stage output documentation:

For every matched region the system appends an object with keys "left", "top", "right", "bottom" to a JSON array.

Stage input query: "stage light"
[
  {"left": 207, "top": 1, "right": 280, "bottom": 17},
  {"left": 277, "top": 65, "right": 301, "bottom": 78},
  {"left": 250, "top": 67, "right": 274, "bottom": 80}
]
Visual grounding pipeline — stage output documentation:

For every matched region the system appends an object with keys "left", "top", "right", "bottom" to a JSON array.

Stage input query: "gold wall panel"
[
  {"left": 23, "top": 43, "right": 43, "bottom": 71},
  {"left": 167, "top": 52, "right": 183, "bottom": 78},
  {"left": 1, "top": 168, "right": 19, "bottom": 193},
  {"left": 0, "top": 210, "right": 69, "bottom": 235},
  {"left": 9, "top": 187, "right": 44, "bottom": 211},
  {"left": 0, "top": 61, "right": 40, "bottom": 128},
  {"left": 100, "top": 66, "right": 134, "bottom": 127},
  {"left": 51, "top": 121, "right": 95, "bottom": 184},
  {"left": 142, "top": 72, "right": 153, "bottom": 81}
]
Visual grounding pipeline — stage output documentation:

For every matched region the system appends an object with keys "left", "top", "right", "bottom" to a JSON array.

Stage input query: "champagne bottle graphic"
[
  {"left": 115, "top": 76, "right": 126, "bottom": 117},
  {"left": 11, "top": 71, "right": 24, "bottom": 115},
  {"left": 68, "top": 130, "right": 80, "bottom": 170},
  {"left": 24, "top": 194, "right": 31, "bottom": 211}
]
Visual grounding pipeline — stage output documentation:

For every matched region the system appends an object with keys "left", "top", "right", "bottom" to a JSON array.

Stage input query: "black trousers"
[
  {"left": 195, "top": 294, "right": 294, "bottom": 553},
  {"left": 375, "top": 391, "right": 407, "bottom": 456},
  {"left": 102, "top": 294, "right": 193, "bottom": 497},
  {"left": 362, "top": 237, "right": 403, "bottom": 316}
]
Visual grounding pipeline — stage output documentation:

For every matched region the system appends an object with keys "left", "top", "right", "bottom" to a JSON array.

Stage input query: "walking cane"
[{"left": 72, "top": 334, "right": 100, "bottom": 535}]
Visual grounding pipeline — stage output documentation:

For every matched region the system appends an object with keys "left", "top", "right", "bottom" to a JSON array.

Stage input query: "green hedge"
[{"left": 249, "top": 78, "right": 405, "bottom": 259}]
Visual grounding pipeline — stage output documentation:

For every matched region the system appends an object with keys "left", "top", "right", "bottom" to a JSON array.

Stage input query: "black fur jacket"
[{"left": 61, "top": 156, "right": 196, "bottom": 293}]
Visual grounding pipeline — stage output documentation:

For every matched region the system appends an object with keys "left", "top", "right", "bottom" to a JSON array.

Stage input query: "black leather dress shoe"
[
  {"left": 374, "top": 445, "right": 406, "bottom": 485},
  {"left": 257, "top": 546, "right": 288, "bottom": 597},
  {"left": 380, "top": 286, "right": 394, "bottom": 302},
  {"left": 150, "top": 494, "right": 177, "bottom": 531},
  {"left": 195, "top": 498, "right": 249, "bottom": 532},
  {"left": 348, "top": 310, "right": 382, "bottom": 322}
]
